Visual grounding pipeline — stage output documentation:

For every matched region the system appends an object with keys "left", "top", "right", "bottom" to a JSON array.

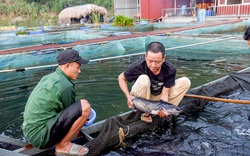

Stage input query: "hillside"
[{"left": 0, "top": 0, "right": 114, "bottom": 28}]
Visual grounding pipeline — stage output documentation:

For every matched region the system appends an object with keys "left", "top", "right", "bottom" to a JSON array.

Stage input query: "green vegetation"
[
  {"left": 112, "top": 15, "right": 134, "bottom": 27},
  {"left": 91, "top": 11, "right": 101, "bottom": 28},
  {"left": 0, "top": 0, "right": 114, "bottom": 27},
  {"left": 91, "top": 12, "right": 101, "bottom": 24},
  {"left": 16, "top": 30, "right": 29, "bottom": 35}
]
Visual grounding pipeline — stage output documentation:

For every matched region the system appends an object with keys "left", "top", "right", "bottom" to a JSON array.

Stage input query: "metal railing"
[
  {"left": 162, "top": 7, "right": 196, "bottom": 17},
  {"left": 162, "top": 4, "right": 250, "bottom": 17},
  {"left": 209, "top": 4, "right": 250, "bottom": 16}
]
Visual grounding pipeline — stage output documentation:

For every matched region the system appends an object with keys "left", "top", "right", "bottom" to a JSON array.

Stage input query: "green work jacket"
[{"left": 22, "top": 68, "right": 75, "bottom": 148}]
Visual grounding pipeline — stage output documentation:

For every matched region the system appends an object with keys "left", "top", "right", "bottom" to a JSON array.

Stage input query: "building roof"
[{"left": 58, "top": 4, "right": 108, "bottom": 23}]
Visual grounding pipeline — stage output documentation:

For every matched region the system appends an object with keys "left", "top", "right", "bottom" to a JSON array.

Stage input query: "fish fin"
[
  {"left": 151, "top": 110, "right": 159, "bottom": 115},
  {"left": 131, "top": 106, "right": 140, "bottom": 113},
  {"left": 162, "top": 107, "right": 174, "bottom": 116}
]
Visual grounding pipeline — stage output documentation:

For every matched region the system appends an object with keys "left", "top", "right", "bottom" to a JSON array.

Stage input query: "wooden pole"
[{"left": 185, "top": 94, "right": 250, "bottom": 104}]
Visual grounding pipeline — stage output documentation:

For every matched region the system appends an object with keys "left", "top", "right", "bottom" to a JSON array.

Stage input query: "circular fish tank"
[{"left": 84, "top": 108, "right": 96, "bottom": 127}]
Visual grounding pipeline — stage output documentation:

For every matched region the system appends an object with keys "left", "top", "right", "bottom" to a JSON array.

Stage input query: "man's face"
[
  {"left": 145, "top": 50, "right": 166, "bottom": 74},
  {"left": 65, "top": 62, "right": 81, "bottom": 80}
]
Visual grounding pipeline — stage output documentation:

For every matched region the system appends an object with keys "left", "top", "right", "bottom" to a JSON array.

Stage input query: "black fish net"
[
  {"left": 85, "top": 112, "right": 173, "bottom": 156},
  {"left": 84, "top": 70, "right": 250, "bottom": 156},
  {"left": 179, "top": 71, "right": 250, "bottom": 115}
]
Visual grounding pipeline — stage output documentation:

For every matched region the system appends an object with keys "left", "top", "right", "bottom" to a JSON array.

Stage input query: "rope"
[
  {"left": 115, "top": 126, "right": 129, "bottom": 147},
  {"left": 0, "top": 36, "right": 236, "bottom": 73}
]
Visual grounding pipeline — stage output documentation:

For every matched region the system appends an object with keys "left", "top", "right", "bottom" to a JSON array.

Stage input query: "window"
[{"left": 227, "top": 0, "right": 242, "bottom": 4}]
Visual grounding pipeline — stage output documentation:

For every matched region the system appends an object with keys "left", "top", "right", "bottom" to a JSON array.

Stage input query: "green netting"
[
  {"left": 153, "top": 22, "right": 200, "bottom": 29},
  {"left": 101, "top": 20, "right": 250, "bottom": 33},
  {"left": 0, "top": 35, "right": 249, "bottom": 70},
  {"left": 119, "top": 37, "right": 146, "bottom": 54},
  {"left": 0, "top": 50, "right": 59, "bottom": 70},
  {"left": 1, "top": 20, "right": 250, "bottom": 52},
  {"left": 145, "top": 35, "right": 249, "bottom": 60},
  {"left": 180, "top": 20, "right": 250, "bottom": 34},
  {"left": 0, "top": 30, "right": 106, "bottom": 50},
  {"left": 100, "top": 22, "right": 204, "bottom": 32},
  {"left": 1, "top": 20, "right": 250, "bottom": 70},
  {"left": 73, "top": 41, "right": 126, "bottom": 60},
  {"left": 99, "top": 24, "right": 155, "bottom": 32}
]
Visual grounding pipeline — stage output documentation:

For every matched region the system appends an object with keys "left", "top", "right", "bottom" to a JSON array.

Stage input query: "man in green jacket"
[{"left": 22, "top": 49, "right": 90, "bottom": 156}]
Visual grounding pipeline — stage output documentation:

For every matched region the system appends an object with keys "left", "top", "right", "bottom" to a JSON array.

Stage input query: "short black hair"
[
  {"left": 146, "top": 42, "right": 165, "bottom": 57},
  {"left": 244, "top": 26, "right": 250, "bottom": 40}
]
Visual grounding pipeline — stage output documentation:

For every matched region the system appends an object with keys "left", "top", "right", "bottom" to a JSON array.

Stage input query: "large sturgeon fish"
[{"left": 132, "top": 97, "right": 182, "bottom": 116}]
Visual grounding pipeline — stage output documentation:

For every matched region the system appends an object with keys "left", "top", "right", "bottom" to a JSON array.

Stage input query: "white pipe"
[
  {"left": 0, "top": 36, "right": 237, "bottom": 73},
  {"left": 174, "top": 0, "right": 177, "bottom": 15},
  {"left": 166, "top": 36, "right": 236, "bottom": 50}
]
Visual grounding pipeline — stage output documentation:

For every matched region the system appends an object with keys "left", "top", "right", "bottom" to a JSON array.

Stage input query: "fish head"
[{"left": 161, "top": 104, "right": 182, "bottom": 116}]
